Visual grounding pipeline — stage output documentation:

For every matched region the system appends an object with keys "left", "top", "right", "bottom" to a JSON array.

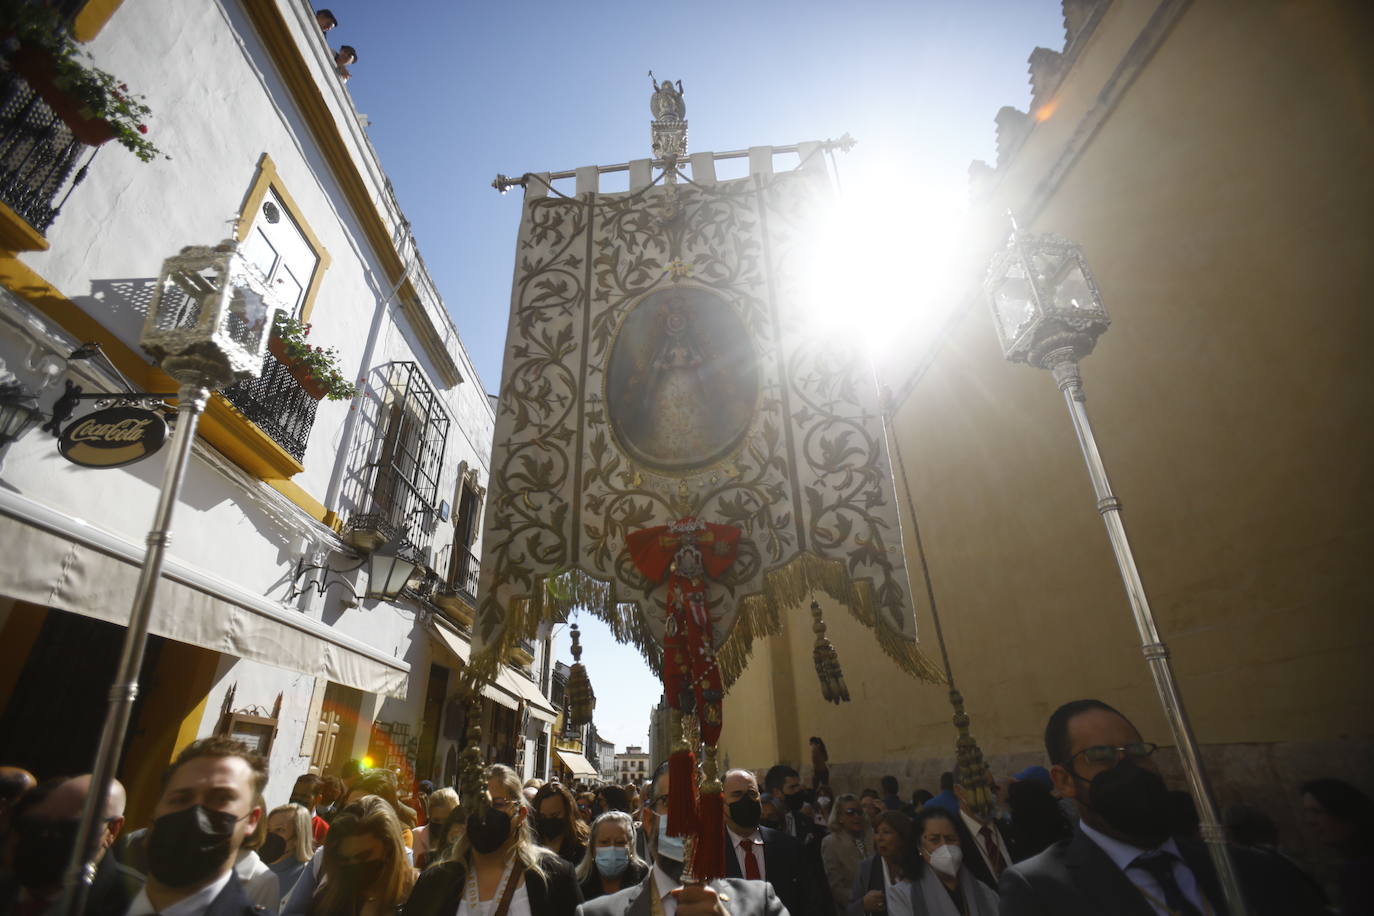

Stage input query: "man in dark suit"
[
  {"left": 721, "top": 768, "right": 819, "bottom": 916},
  {"left": 762, "top": 766, "right": 822, "bottom": 849},
  {"left": 949, "top": 765, "right": 1017, "bottom": 888},
  {"left": 998, "top": 699, "right": 1327, "bottom": 916},
  {"left": 0, "top": 774, "right": 140, "bottom": 916},
  {"left": 125, "top": 736, "right": 269, "bottom": 916},
  {"left": 578, "top": 762, "right": 786, "bottom": 916}
]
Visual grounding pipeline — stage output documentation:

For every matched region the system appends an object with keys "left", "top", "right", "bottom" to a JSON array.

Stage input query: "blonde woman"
[
  {"left": 413, "top": 787, "right": 459, "bottom": 869},
  {"left": 575, "top": 810, "right": 647, "bottom": 901},
  {"left": 402, "top": 764, "right": 581, "bottom": 916},
  {"left": 265, "top": 803, "right": 315, "bottom": 899},
  {"left": 311, "top": 796, "right": 415, "bottom": 916}
]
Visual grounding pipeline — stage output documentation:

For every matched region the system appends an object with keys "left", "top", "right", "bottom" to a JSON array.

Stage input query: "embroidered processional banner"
[{"left": 473, "top": 146, "right": 944, "bottom": 689}]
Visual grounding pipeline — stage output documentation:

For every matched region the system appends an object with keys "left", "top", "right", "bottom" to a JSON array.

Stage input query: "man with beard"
[
  {"left": 761, "top": 768, "right": 819, "bottom": 849},
  {"left": 576, "top": 762, "right": 786, "bottom": 916},
  {"left": 998, "top": 699, "right": 1326, "bottom": 916},
  {"left": 0, "top": 775, "right": 139, "bottom": 916},
  {"left": 126, "top": 736, "right": 267, "bottom": 916}
]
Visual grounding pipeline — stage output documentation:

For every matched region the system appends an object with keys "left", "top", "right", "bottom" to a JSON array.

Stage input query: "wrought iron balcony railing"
[
  {"left": 220, "top": 349, "right": 319, "bottom": 462},
  {"left": 447, "top": 544, "right": 479, "bottom": 602},
  {"left": 0, "top": 66, "right": 95, "bottom": 236}
]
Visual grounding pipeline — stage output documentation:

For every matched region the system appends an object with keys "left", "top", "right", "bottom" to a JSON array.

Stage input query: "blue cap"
[{"left": 1013, "top": 765, "right": 1051, "bottom": 787}]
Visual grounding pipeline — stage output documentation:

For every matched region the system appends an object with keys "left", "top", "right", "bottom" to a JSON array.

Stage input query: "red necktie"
[
  {"left": 979, "top": 824, "right": 1007, "bottom": 877},
  {"left": 740, "top": 838, "right": 761, "bottom": 880}
]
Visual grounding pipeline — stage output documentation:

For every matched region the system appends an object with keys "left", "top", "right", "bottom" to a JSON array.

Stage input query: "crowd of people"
[{"left": 0, "top": 699, "right": 1370, "bottom": 915}]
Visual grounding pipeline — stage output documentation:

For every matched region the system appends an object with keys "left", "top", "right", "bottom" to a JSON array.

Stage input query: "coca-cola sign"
[{"left": 59, "top": 406, "right": 168, "bottom": 468}]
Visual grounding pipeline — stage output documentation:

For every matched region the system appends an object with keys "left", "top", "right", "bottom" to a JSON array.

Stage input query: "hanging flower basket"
[
  {"left": 9, "top": 46, "right": 115, "bottom": 146},
  {"left": 268, "top": 315, "right": 358, "bottom": 402}
]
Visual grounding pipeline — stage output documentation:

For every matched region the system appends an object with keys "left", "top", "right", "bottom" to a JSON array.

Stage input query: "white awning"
[
  {"left": 427, "top": 617, "right": 471, "bottom": 664},
  {"left": 0, "top": 490, "right": 408, "bottom": 698},
  {"left": 498, "top": 668, "right": 558, "bottom": 723},
  {"left": 555, "top": 748, "right": 600, "bottom": 779}
]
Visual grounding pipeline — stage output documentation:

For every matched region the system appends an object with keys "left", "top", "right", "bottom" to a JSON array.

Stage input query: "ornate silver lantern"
[
  {"left": 142, "top": 240, "right": 281, "bottom": 387},
  {"left": 983, "top": 220, "right": 1250, "bottom": 916},
  {"left": 984, "top": 224, "right": 1109, "bottom": 369},
  {"left": 64, "top": 241, "right": 282, "bottom": 916}
]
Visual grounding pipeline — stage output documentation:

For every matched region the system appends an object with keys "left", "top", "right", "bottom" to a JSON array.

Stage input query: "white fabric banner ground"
[{"left": 473, "top": 146, "right": 943, "bottom": 689}]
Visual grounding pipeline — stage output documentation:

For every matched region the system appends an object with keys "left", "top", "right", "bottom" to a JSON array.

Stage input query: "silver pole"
[
  {"left": 1048, "top": 356, "right": 1248, "bottom": 916},
  {"left": 60, "top": 381, "right": 210, "bottom": 916}
]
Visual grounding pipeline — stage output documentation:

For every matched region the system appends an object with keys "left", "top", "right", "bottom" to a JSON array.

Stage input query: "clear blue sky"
[{"left": 327, "top": 0, "right": 1065, "bottom": 750}]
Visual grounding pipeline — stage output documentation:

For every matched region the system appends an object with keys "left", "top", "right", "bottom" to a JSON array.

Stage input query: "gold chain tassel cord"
[{"left": 811, "top": 600, "right": 851, "bottom": 703}]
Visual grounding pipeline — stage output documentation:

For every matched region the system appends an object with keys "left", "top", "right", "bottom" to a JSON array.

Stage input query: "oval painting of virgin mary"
[{"left": 606, "top": 286, "right": 758, "bottom": 474}]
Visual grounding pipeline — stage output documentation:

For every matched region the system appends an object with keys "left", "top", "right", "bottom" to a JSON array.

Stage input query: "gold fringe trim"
[
  {"left": 716, "top": 552, "right": 947, "bottom": 689},
  {"left": 467, "top": 554, "right": 944, "bottom": 696}
]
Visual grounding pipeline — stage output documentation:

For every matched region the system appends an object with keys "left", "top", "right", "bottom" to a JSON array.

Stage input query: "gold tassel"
[
  {"left": 566, "top": 622, "right": 596, "bottom": 726},
  {"left": 810, "top": 600, "right": 850, "bottom": 704}
]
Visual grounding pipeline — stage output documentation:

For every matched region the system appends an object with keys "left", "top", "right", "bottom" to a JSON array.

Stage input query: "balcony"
[
  {"left": 216, "top": 349, "right": 319, "bottom": 463},
  {"left": 0, "top": 66, "right": 96, "bottom": 250},
  {"left": 433, "top": 543, "right": 478, "bottom": 626}
]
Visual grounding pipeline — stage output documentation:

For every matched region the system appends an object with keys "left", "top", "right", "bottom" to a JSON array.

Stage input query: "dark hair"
[
  {"left": 316, "top": 9, "right": 337, "bottom": 26},
  {"left": 881, "top": 775, "right": 899, "bottom": 795},
  {"left": 1223, "top": 804, "right": 1278, "bottom": 848},
  {"left": 339, "top": 45, "right": 357, "bottom": 62},
  {"left": 163, "top": 736, "right": 268, "bottom": 798},
  {"left": 292, "top": 773, "right": 322, "bottom": 800},
  {"left": 1301, "top": 778, "right": 1374, "bottom": 852},
  {"left": 875, "top": 810, "right": 922, "bottom": 879},
  {"left": 911, "top": 805, "right": 957, "bottom": 837},
  {"left": 860, "top": 788, "right": 880, "bottom": 800},
  {"left": 913, "top": 789, "right": 933, "bottom": 807},
  {"left": 598, "top": 784, "right": 631, "bottom": 813},
  {"left": 341, "top": 759, "right": 364, "bottom": 780},
  {"left": 533, "top": 782, "right": 589, "bottom": 843},
  {"left": 939, "top": 771, "right": 954, "bottom": 792},
  {"left": 764, "top": 765, "right": 799, "bottom": 794},
  {"left": 1044, "top": 699, "right": 1125, "bottom": 765}
]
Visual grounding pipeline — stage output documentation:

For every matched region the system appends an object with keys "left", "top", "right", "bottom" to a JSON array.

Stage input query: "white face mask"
[{"left": 928, "top": 843, "right": 963, "bottom": 878}]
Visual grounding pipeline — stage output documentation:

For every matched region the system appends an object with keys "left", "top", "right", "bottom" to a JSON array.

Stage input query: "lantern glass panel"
[
  {"left": 1051, "top": 260, "right": 1095, "bottom": 313},
  {"left": 226, "top": 283, "right": 271, "bottom": 351},
  {"left": 991, "top": 260, "right": 1036, "bottom": 343},
  {"left": 155, "top": 268, "right": 220, "bottom": 333}
]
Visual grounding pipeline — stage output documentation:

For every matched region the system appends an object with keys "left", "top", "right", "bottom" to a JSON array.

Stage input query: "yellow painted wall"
[{"left": 723, "top": 0, "right": 1374, "bottom": 787}]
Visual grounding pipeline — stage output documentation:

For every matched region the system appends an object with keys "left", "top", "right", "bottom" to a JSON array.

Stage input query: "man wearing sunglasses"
[{"left": 998, "top": 699, "right": 1326, "bottom": 915}]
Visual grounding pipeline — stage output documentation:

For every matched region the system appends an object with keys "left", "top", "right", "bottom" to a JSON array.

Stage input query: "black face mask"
[
  {"left": 1082, "top": 758, "right": 1172, "bottom": 847},
  {"left": 259, "top": 831, "right": 287, "bottom": 864},
  {"left": 14, "top": 817, "right": 79, "bottom": 889},
  {"left": 336, "top": 858, "right": 384, "bottom": 892},
  {"left": 466, "top": 807, "right": 512, "bottom": 855},
  {"left": 535, "top": 815, "right": 566, "bottom": 841},
  {"left": 147, "top": 805, "right": 240, "bottom": 888},
  {"left": 783, "top": 792, "right": 806, "bottom": 812},
  {"left": 728, "top": 797, "right": 762, "bottom": 831}
]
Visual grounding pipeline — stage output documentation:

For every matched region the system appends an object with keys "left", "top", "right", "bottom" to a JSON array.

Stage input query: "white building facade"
[
  {"left": 614, "top": 746, "right": 650, "bottom": 786},
  {"left": 0, "top": 0, "right": 552, "bottom": 823}
]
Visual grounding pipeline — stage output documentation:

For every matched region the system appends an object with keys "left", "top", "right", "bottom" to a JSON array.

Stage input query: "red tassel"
[
  {"left": 667, "top": 749, "right": 698, "bottom": 835},
  {"left": 693, "top": 788, "right": 726, "bottom": 880}
]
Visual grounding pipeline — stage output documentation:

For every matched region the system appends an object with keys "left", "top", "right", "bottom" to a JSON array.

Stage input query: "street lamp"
[
  {"left": 366, "top": 548, "right": 422, "bottom": 600},
  {"left": 983, "top": 218, "right": 1249, "bottom": 916},
  {"left": 62, "top": 241, "right": 282, "bottom": 916}
]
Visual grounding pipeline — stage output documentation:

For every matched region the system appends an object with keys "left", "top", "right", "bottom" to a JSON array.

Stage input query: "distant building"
[
  {"left": 593, "top": 734, "right": 617, "bottom": 782},
  {"left": 614, "top": 745, "right": 650, "bottom": 786}
]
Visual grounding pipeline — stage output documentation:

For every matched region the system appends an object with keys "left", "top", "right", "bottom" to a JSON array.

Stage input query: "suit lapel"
[
  {"left": 625, "top": 876, "right": 653, "bottom": 916},
  {"left": 724, "top": 834, "right": 743, "bottom": 878},
  {"left": 1064, "top": 828, "right": 1155, "bottom": 916},
  {"left": 1177, "top": 840, "right": 1230, "bottom": 916}
]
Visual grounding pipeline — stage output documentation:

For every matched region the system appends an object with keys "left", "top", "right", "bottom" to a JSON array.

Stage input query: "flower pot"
[
  {"left": 9, "top": 46, "right": 116, "bottom": 147},
  {"left": 268, "top": 335, "right": 327, "bottom": 401}
]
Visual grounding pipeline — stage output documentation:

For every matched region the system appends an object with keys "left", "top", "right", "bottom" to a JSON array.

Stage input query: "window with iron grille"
[{"left": 357, "top": 362, "right": 450, "bottom": 556}]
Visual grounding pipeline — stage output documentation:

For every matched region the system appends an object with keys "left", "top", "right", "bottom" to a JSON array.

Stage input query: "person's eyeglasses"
[
  {"left": 1068, "top": 742, "right": 1158, "bottom": 769},
  {"left": 489, "top": 797, "right": 517, "bottom": 810},
  {"left": 650, "top": 794, "right": 670, "bottom": 812}
]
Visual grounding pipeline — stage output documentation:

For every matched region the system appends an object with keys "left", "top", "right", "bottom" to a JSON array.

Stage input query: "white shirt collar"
[
  {"left": 1079, "top": 820, "right": 1184, "bottom": 871},
  {"left": 652, "top": 862, "right": 679, "bottom": 916},
  {"left": 726, "top": 825, "right": 762, "bottom": 846},
  {"left": 126, "top": 870, "right": 234, "bottom": 916}
]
